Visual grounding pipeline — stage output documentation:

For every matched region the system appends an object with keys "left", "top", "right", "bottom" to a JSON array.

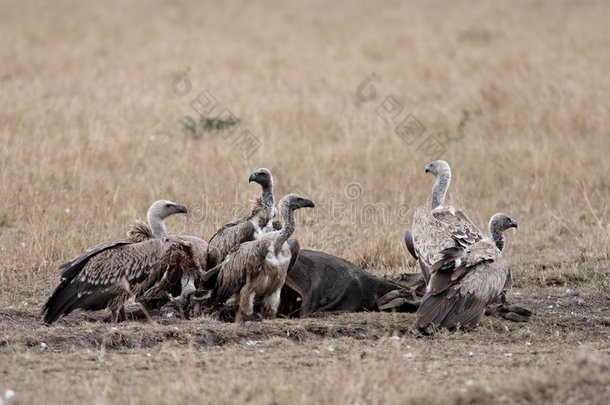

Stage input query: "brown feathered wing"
[
  {"left": 213, "top": 238, "right": 272, "bottom": 303},
  {"left": 416, "top": 239, "right": 509, "bottom": 331},
  {"left": 412, "top": 206, "right": 484, "bottom": 282},
  {"left": 42, "top": 239, "right": 190, "bottom": 324},
  {"left": 208, "top": 220, "right": 258, "bottom": 261}
]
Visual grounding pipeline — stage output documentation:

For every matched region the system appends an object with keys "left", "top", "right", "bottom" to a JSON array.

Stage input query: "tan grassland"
[{"left": 0, "top": 0, "right": 609, "bottom": 403}]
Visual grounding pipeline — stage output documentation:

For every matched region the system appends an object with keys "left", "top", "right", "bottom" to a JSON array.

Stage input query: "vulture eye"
[{"left": 166, "top": 204, "right": 171, "bottom": 208}]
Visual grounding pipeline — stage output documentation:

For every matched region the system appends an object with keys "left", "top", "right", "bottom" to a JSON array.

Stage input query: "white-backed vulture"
[
  {"left": 405, "top": 160, "right": 484, "bottom": 283},
  {"left": 416, "top": 213, "right": 518, "bottom": 332},
  {"left": 127, "top": 222, "right": 219, "bottom": 300},
  {"left": 208, "top": 168, "right": 280, "bottom": 261},
  {"left": 42, "top": 200, "right": 197, "bottom": 324},
  {"left": 212, "top": 193, "right": 314, "bottom": 322}
]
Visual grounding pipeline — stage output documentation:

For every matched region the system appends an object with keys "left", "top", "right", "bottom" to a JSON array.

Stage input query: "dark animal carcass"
[{"left": 279, "top": 249, "right": 425, "bottom": 317}]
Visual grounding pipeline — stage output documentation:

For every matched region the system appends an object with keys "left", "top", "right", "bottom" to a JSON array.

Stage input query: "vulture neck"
[
  {"left": 431, "top": 170, "right": 451, "bottom": 210},
  {"left": 489, "top": 222, "right": 506, "bottom": 252},
  {"left": 261, "top": 181, "right": 275, "bottom": 221},
  {"left": 147, "top": 214, "right": 168, "bottom": 239},
  {"left": 274, "top": 205, "right": 295, "bottom": 254}
]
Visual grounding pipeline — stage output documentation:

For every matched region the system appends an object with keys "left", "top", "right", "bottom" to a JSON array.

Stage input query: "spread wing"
[
  {"left": 58, "top": 240, "right": 133, "bottom": 281},
  {"left": 58, "top": 218, "right": 158, "bottom": 280},
  {"left": 42, "top": 239, "right": 182, "bottom": 324},
  {"left": 208, "top": 219, "right": 257, "bottom": 261},
  {"left": 416, "top": 239, "right": 508, "bottom": 331},
  {"left": 213, "top": 239, "right": 271, "bottom": 302},
  {"left": 412, "top": 206, "right": 484, "bottom": 283}
]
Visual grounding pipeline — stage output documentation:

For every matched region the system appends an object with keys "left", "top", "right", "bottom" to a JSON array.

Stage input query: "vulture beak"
[
  {"left": 176, "top": 204, "right": 188, "bottom": 214},
  {"left": 424, "top": 165, "right": 431, "bottom": 173},
  {"left": 511, "top": 219, "right": 518, "bottom": 229},
  {"left": 302, "top": 198, "right": 315, "bottom": 208},
  {"left": 248, "top": 172, "right": 258, "bottom": 183}
]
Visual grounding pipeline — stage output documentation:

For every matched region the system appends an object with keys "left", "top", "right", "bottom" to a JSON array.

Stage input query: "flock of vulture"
[{"left": 41, "top": 161, "right": 533, "bottom": 333}]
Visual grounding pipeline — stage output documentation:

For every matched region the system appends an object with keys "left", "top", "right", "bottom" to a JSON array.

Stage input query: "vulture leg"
[
  {"left": 179, "top": 252, "right": 204, "bottom": 310},
  {"left": 236, "top": 283, "right": 256, "bottom": 323},
  {"left": 261, "top": 288, "right": 281, "bottom": 319},
  {"left": 179, "top": 274, "right": 197, "bottom": 310},
  {"left": 110, "top": 307, "right": 126, "bottom": 323}
]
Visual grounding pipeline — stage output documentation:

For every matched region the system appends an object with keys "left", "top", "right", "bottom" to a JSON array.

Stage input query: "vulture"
[
  {"left": 208, "top": 168, "right": 280, "bottom": 261},
  {"left": 416, "top": 213, "right": 518, "bottom": 332},
  {"left": 212, "top": 193, "right": 314, "bottom": 322},
  {"left": 127, "top": 221, "right": 219, "bottom": 302},
  {"left": 405, "top": 160, "right": 484, "bottom": 283},
  {"left": 42, "top": 200, "right": 199, "bottom": 324}
]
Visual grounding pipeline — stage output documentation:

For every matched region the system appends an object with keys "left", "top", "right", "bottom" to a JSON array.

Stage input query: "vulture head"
[
  {"left": 147, "top": 200, "right": 188, "bottom": 220},
  {"left": 489, "top": 213, "right": 518, "bottom": 232},
  {"left": 424, "top": 160, "right": 451, "bottom": 176},
  {"left": 146, "top": 200, "right": 188, "bottom": 239},
  {"left": 279, "top": 193, "right": 315, "bottom": 211},
  {"left": 489, "top": 213, "right": 518, "bottom": 252},
  {"left": 249, "top": 168, "right": 273, "bottom": 188}
]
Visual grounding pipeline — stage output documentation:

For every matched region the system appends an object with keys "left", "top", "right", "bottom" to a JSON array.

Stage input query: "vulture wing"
[
  {"left": 412, "top": 206, "right": 484, "bottom": 282},
  {"left": 416, "top": 239, "right": 508, "bottom": 331},
  {"left": 208, "top": 219, "right": 257, "bottom": 260},
  {"left": 403, "top": 228, "right": 417, "bottom": 260},
  {"left": 286, "top": 239, "right": 300, "bottom": 273},
  {"left": 213, "top": 238, "right": 271, "bottom": 303},
  {"left": 42, "top": 239, "right": 184, "bottom": 324}
]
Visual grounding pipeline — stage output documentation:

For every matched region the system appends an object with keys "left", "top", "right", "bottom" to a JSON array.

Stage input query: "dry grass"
[{"left": 0, "top": 0, "right": 609, "bottom": 403}]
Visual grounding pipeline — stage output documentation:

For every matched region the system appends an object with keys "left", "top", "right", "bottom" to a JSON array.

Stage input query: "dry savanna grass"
[{"left": 1, "top": 0, "right": 609, "bottom": 403}]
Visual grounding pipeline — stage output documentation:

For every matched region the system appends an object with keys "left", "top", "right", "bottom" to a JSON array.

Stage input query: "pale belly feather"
[{"left": 253, "top": 242, "right": 291, "bottom": 295}]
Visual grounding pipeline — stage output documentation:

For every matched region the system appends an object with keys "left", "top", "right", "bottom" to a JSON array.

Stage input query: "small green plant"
[
  {"left": 179, "top": 115, "right": 198, "bottom": 135},
  {"left": 180, "top": 115, "right": 242, "bottom": 139},
  {"left": 201, "top": 116, "right": 241, "bottom": 132}
]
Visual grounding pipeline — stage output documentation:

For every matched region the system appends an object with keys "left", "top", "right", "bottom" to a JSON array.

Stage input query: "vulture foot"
[
  {"left": 485, "top": 302, "right": 534, "bottom": 322},
  {"left": 105, "top": 307, "right": 126, "bottom": 323}
]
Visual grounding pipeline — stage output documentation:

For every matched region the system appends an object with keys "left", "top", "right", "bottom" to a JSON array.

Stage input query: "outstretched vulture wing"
[
  {"left": 58, "top": 240, "right": 133, "bottom": 281},
  {"left": 42, "top": 239, "right": 185, "bottom": 324}
]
